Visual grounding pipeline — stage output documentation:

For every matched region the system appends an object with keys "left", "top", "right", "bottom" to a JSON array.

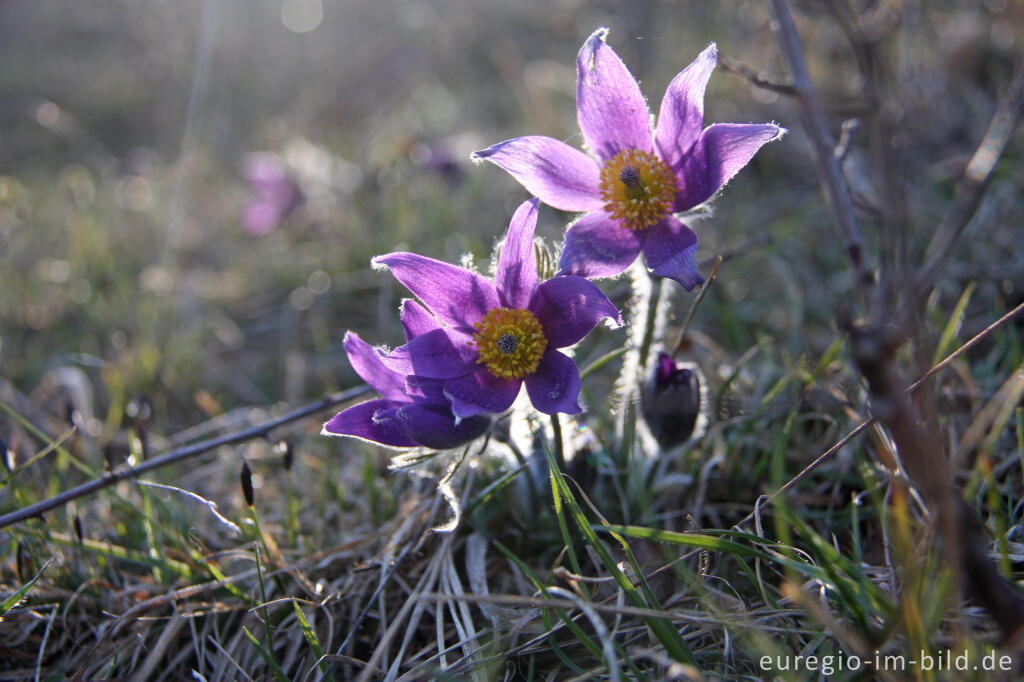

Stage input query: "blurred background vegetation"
[
  {"left": 2, "top": 0, "right": 1020, "bottom": 427},
  {"left": 2, "top": 0, "right": 1023, "bottom": 678}
]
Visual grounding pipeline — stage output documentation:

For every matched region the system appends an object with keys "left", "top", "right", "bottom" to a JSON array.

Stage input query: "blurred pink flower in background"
[{"left": 242, "top": 152, "right": 303, "bottom": 235}]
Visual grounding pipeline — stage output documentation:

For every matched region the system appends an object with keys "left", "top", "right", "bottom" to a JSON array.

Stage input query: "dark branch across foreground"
[{"left": 0, "top": 384, "right": 370, "bottom": 529}]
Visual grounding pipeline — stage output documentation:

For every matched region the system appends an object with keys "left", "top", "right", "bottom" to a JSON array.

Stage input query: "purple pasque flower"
[
  {"left": 472, "top": 28, "right": 783, "bottom": 290},
  {"left": 322, "top": 299, "right": 491, "bottom": 449},
  {"left": 374, "top": 199, "right": 622, "bottom": 418},
  {"left": 242, "top": 152, "right": 303, "bottom": 235}
]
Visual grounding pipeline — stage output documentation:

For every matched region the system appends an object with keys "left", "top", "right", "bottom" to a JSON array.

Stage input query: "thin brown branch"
[
  {"left": 770, "top": 0, "right": 874, "bottom": 298},
  {"left": 915, "top": 64, "right": 1024, "bottom": 293},
  {"left": 672, "top": 255, "right": 722, "bottom": 355},
  {"left": 0, "top": 384, "right": 370, "bottom": 529},
  {"left": 717, "top": 58, "right": 797, "bottom": 96},
  {"left": 907, "top": 300, "right": 1024, "bottom": 392}
]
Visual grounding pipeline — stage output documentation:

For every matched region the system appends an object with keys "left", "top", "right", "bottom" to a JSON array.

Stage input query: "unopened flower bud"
[
  {"left": 240, "top": 461, "right": 255, "bottom": 507},
  {"left": 641, "top": 352, "right": 705, "bottom": 449}
]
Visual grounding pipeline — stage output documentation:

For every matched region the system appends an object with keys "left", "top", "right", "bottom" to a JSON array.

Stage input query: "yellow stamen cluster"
[
  {"left": 598, "top": 148, "right": 676, "bottom": 231},
  {"left": 471, "top": 307, "right": 547, "bottom": 380}
]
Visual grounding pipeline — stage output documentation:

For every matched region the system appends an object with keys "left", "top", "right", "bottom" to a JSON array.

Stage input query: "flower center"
[
  {"left": 471, "top": 308, "right": 547, "bottom": 380},
  {"left": 598, "top": 148, "right": 676, "bottom": 231}
]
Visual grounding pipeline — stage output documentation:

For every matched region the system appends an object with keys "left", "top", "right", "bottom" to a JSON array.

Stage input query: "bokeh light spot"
[{"left": 281, "top": 0, "right": 323, "bottom": 34}]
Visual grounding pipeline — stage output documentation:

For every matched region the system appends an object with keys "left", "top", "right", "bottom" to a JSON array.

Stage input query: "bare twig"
[
  {"left": 0, "top": 384, "right": 370, "bottom": 529},
  {"left": 717, "top": 58, "right": 797, "bottom": 96},
  {"left": 770, "top": 0, "right": 874, "bottom": 298},
  {"left": 825, "top": 0, "right": 907, "bottom": 307},
  {"left": 672, "top": 255, "right": 722, "bottom": 355},
  {"left": 915, "top": 65, "right": 1024, "bottom": 293},
  {"left": 832, "top": 118, "right": 859, "bottom": 165},
  {"left": 697, "top": 233, "right": 772, "bottom": 269},
  {"left": 907, "top": 300, "right": 1024, "bottom": 393}
]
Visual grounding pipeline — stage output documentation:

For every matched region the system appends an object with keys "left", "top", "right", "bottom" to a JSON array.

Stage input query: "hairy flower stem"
[
  {"left": 550, "top": 413, "right": 567, "bottom": 473},
  {"left": 637, "top": 271, "right": 662, "bottom": 372},
  {"left": 615, "top": 263, "right": 675, "bottom": 464}
]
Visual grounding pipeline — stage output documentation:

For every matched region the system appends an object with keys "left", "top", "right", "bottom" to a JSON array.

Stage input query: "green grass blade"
[
  {"left": 543, "top": 445, "right": 695, "bottom": 665},
  {"left": 600, "top": 525, "right": 760, "bottom": 558},
  {"left": 1, "top": 556, "right": 54, "bottom": 615},
  {"left": 493, "top": 540, "right": 600, "bottom": 671},
  {"left": 0, "top": 428, "right": 76, "bottom": 488},
  {"left": 932, "top": 281, "right": 974, "bottom": 366},
  {"left": 293, "top": 601, "right": 332, "bottom": 680},
  {"left": 493, "top": 540, "right": 647, "bottom": 680},
  {"left": 579, "top": 346, "right": 628, "bottom": 379},
  {"left": 547, "top": 417, "right": 588, "bottom": 602},
  {"left": 242, "top": 626, "right": 290, "bottom": 682}
]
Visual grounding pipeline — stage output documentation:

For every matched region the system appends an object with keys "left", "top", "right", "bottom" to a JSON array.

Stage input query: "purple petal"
[
  {"left": 446, "top": 394, "right": 491, "bottom": 420},
  {"left": 471, "top": 136, "right": 603, "bottom": 212},
  {"left": 400, "top": 299, "right": 439, "bottom": 341},
  {"left": 321, "top": 399, "right": 417, "bottom": 448},
  {"left": 373, "top": 252, "right": 500, "bottom": 328},
  {"left": 379, "top": 327, "right": 478, "bottom": 379},
  {"left": 404, "top": 374, "right": 447, "bottom": 402},
  {"left": 655, "top": 43, "right": 717, "bottom": 172},
  {"left": 444, "top": 369, "right": 521, "bottom": 418},
  {"left": 396, "top": 403, "right": 491, "bottom": 450},
  {"left": 245, "top": 152, "right": 289, "bottom": 186},
  {"left": 529, "top": 275, "right": 622, "bottom": 348},
  {"left": 524, "top": 350, "right": 582, "bottom": 415},
  {"left": 558, "top": 212, "right": 643, "bottom": 279},
  {"left": 243, "top": 201, "right": 282, "bottom": 235},
  {"left": 642, "top": 216, "right": 704, "bottom": 290},
  {"left": 344, "top": 332, "right": 407, "bottom": 401},
  {"left": 576, "top": 28, "right": 653, "bottom": 161},
  {"left": 496, "top": 199, "right": 540, "bottom": 309},
  {"left": 672, "top": 123, "right": 783, "bottom": 211}
]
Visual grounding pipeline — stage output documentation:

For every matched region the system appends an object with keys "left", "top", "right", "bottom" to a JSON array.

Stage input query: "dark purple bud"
[
  {"left": 641, "top": 352, "right": 705, "bottom": 449},
  {"left": 240, "top": 461, "right": 255, "bottom": 507}
]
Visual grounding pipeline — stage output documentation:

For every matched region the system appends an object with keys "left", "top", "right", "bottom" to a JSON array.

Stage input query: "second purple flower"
[{"left": 374, "top": 199, "right": 622, "bottom": 417}]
